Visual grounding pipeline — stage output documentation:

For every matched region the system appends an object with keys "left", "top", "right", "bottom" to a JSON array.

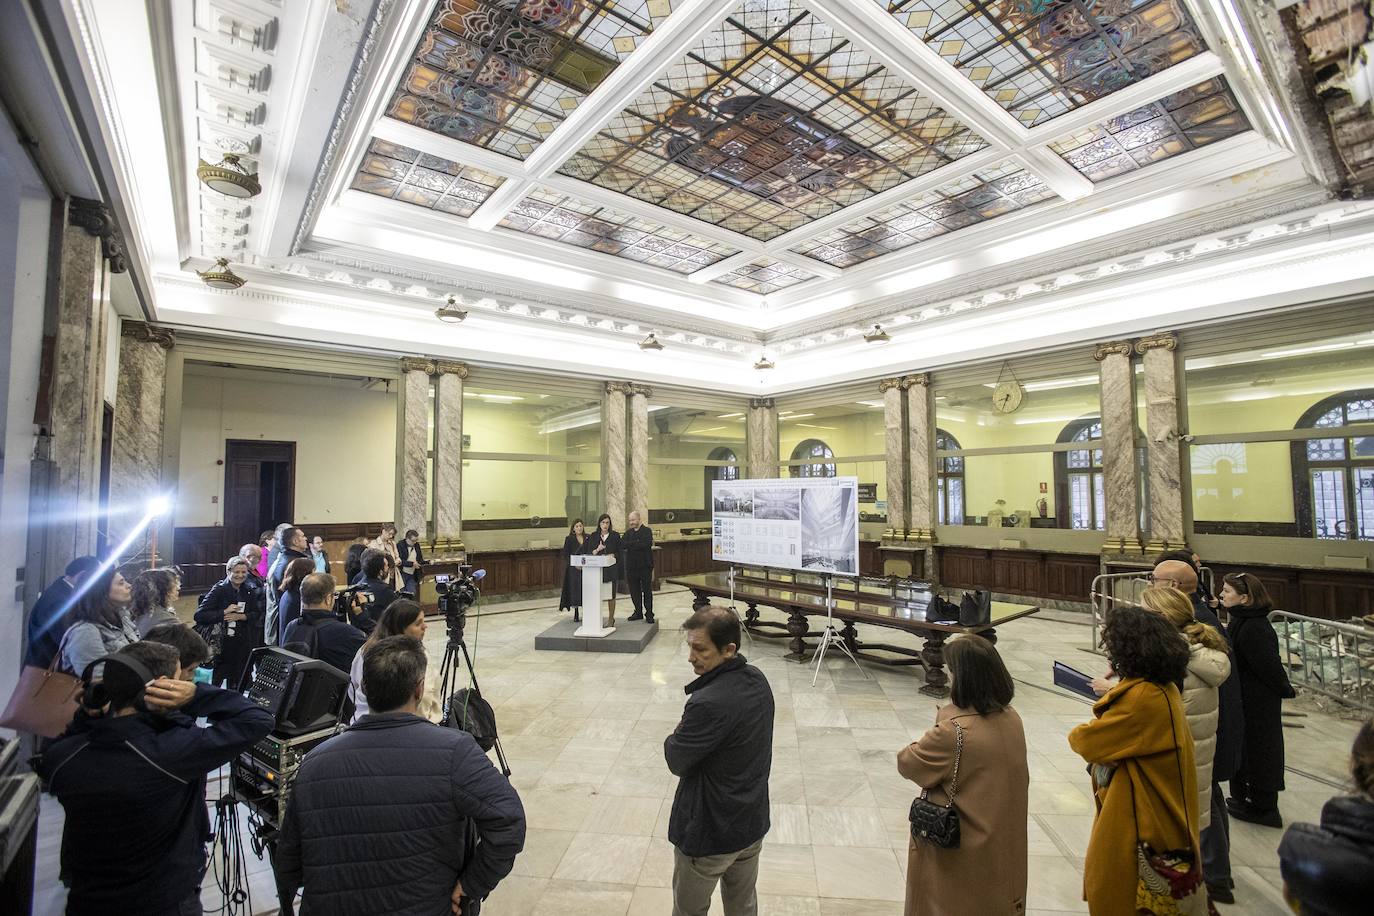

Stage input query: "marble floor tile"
[
  {"left": 1025, "top": 855, "right": 1089, "bottom": 912},
  {"left": 553, "top": 833, "right": 652, "bottom": 885},
  {"left": 807, "top": 805, "right": 890, "bottom": 848},
  {"left": 817, "top": 900, "right": 903, "bottom": 916},
  {"left": 484, "top": 875, "right": 550, "bottom": 914},
  {"left": 757, "top": 842, "right": 820, "bottom": 897},
  {"left": 813, "top": 846, "right": 904, "bottom": 901},
  {"left": 512, "top": 828, "right": 578, "bottom": 878},
  {"left": 770, "top": 803, "right": 813, "bottom": 846},
  {"left": 580, "top": 794, "right": 664, "bottom": 836},
  {"left": 532, "top": 879, "right": 635, "bottom": 916}
]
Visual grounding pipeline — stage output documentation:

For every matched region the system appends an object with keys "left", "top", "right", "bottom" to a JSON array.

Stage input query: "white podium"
[{"left": 570, "top": 554, "right": 616, "bottom": 638}]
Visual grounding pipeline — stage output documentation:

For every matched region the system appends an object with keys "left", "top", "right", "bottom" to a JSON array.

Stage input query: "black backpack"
[{"left": 445, "top": 688, "right": 498, "bottom": 752}]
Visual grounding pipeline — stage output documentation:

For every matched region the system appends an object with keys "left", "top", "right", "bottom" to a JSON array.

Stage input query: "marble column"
[
  {"left": 747, "top": 397, "right": 778, "bottom": 478},
  {"left": 433, "top": 361, "right": 467, "bottom": 546},
  {"left": 1137, "top": 333, "right": 1186, "bottom": 552},
  {"left": 1095, "top": 341, "right": 1141, "bottom": 553},
  {"left": 109, "top": 321, "right": 175, "bottom": 547},
  {"left": 603, "top": 382, "right": 629, "bottom": 527},
  {"left": 627, "top": 384, "right": 651, "bottom": 523},
  {"left": 880, "top": 378, "right": 908, "bottom": 537},
  {"left": 43, "top": 200, "right": 114, "bottom": 578},
  {"left": 904, "top": 373, "right": 935, "bottom": 542},
  {"left": 396, "top": 357, "right": 435, "bottom": 540}
]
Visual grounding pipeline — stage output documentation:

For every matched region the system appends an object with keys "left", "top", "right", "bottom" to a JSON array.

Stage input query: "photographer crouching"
[
  {"left": 35, "top": 640, "right": 274, "bottom": 915},
  {"left": 276, "top": 635, "right": 525, "bottom": 914}
]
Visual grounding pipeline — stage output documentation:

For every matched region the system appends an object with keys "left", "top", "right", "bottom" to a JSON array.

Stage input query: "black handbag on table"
[
  {"left": 959, "top": 590, "right": 991, "bottom": 627},
  {"left": 908, "top": 720, "right": 964, "bottom": 848}
]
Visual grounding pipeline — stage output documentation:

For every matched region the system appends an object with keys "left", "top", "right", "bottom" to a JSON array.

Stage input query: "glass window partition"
[
  {"left": 648, "top": 404, "right": 747, "bottom": 526},
  {"left": 777, "top": 400, "right": 887, "bottom": 522}
]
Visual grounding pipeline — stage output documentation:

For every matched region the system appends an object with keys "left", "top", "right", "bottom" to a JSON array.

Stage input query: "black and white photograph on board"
[
  {"left": 713, "top": 487, "right": 753, "bottom": 516},
  {"left": 799, "top": 485, "right": 858, "bottom": 573},
  {"left": 753, "top": 487, "right": 801, "bottom": 520}
]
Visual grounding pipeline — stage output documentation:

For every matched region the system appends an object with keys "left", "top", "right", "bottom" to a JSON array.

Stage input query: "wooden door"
[{"left": 223, "top": 440, "right": 296, "bottom": 551}]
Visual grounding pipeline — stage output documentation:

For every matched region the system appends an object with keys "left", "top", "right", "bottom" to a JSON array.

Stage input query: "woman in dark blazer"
[
  {"left": 589, "top": 513, "right": 623, "bottom": 625},
  {"left": 195, "top": 555, "right": 266, "bottom": 688},
  {"left": 559, "top": 518, "right": 590, "bottom": 622},
  {"left": 1223, "top": 572, "right": 1295, "bottom": 828}
]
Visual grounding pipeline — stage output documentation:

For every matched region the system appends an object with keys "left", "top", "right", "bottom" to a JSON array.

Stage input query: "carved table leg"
[
  {"left": 979, "top": 627, "right": 998, "bottom": 645},
  {"left": 840, "top": 620, "right": 859, "bottom": 654},
  {"left": 745, "top": 603, "right": 760, "bottom": 627},
  {"left": 784, "top": 608, "right": 809, "bottom": 663},
  {"left": 691, "top": 589, "right": 710, "bottom": 610},
  {"left": 919, "top": 631, "right": 950, "bottom": 697}
]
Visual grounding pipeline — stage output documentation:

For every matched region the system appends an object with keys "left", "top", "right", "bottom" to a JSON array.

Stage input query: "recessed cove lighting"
[
  {"left": 197, "top": 257, "right": 245, "bottom": 290},
  {"left": 196, "top": 154, "right": 261, "bottom": 198},
  {"left": 1260, "top": 342, "right": 1355, "bottom": 359},
  {"left": 436, "top": 296, "right": 468, "bottom": 323}
]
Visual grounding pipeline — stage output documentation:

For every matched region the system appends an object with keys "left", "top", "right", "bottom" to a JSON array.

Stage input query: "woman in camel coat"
[
  {"left": 1069, "top": 605, "right": 1200, "bottom": 916},
  {"left": 897, "top": 635, "right": 1028, "bottom": 916},
  {"left": 1142, "top": 587, "right": 1232, "bottom": 830}
]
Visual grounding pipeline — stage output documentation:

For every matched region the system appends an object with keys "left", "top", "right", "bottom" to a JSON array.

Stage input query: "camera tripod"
[{"left": 438, "top": 636, "right": 511, "bottom": 776}]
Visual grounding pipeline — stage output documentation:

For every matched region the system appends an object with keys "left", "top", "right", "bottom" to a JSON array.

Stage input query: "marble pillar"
[
  {"left": 904, "top": 374, "right": 934, "bottom": 542},
  {"left": 627, "top": 384, "right": 651, "bottom": 524},
  {"left": 44, "top": 203, "right": 113, "bottom": 578},
  {"left": 1095, "top": 341, "right": 1141, "bottom": 553},
  {"left": 603, "top": 382, "right": 629, "bottom": 527},
  {"left": 109, "top": 321, "right": 175, "bottom": 546},
  {"left": 881, "top": 378, "right": 908, "bottom": 537},
  {"left": 397, "top": 358, "right": 435, "bottom": 539},
  {"left": 747, "top": 397, "right": 778, "bottom": 478},
  {"left": 433, "top": 361, "right": 467, "bottom": 545},
  {"left": 1137, "top": 333, "right": 1186, "bottom": 552}
]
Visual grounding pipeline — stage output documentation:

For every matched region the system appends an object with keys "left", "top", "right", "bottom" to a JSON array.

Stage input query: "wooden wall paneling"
[
  {"left": 992, "top": 551, "right": 1043, "bottom": 596},
  {"left": 173, "top": 527, "right": 227, "bottom": 591},
  {"left": 1044, "top": 555, "right": 1100, "bottom": 602},
  {"left": 939, "top": 548, "right": 989, "bottom": 589},
  {"left": 859, "top": 541, "right": 882, "bottom": 577},
  {"left": 1297, "top": 571, "right": 1374, "bottom": 619}
]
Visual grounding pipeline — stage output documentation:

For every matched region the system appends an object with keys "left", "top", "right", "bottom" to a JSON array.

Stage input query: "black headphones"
[{"left": 80, "top": 650, "right": 159, "bottom": 711}]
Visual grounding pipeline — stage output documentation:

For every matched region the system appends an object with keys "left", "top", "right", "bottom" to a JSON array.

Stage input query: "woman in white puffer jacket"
[{"left": 1142, "top": 586, "right": 1233, "bottom": 829}]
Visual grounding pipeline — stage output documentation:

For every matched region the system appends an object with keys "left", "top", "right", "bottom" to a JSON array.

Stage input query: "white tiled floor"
[{"left": 32, "top": 588, "right": 1364, "bottom": 915}]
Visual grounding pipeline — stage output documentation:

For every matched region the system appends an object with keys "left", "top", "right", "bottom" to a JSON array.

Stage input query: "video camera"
[
  {"left": 434, "top": 565, "right": 484, "bottom": 645},
  {"left": 332, "top": 582, "right": 375, "bottom": 622}
]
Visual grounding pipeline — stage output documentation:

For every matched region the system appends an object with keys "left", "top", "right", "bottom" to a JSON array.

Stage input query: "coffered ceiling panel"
[
  {"left": 497, "top": 185, "right": 739, "bottom": 272},
  {"left": 881, "top": 0, "right": 1210, "bottom": 127},
  {"left": 387, "top": 0, "right": 675, "bottom": 159},
  {"left": 710, "top": 257, "right": 819, "bottom": 294},
  {"left": 351, "top": 139, "right": 508, "bottom": 216},
  {"left": 557, "top": 0, "right": 988, "bottom": 241}
]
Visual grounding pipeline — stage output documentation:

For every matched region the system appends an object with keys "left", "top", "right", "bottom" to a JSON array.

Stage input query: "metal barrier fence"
[
  {"left": 1271, "top": 611, "right": 1374, "bottom": 713},
  {"left": 1088, "top": 567, "right": 1216, "bottom": 653}
]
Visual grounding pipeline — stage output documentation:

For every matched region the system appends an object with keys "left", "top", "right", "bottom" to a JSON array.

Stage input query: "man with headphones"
[{"left": 35, "top": 640, "right": 274, "bottom": 916}]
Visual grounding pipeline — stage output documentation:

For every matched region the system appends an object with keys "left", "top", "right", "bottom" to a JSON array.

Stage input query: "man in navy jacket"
[
  {"left": 665, "top": 606, "right": 774, "bottom": 916},
  {"left": 36, "top": 640, "right": 275, "bottom": 915},
  {"left": 276, "top": 636, "right": 525, "bottom": 915}
]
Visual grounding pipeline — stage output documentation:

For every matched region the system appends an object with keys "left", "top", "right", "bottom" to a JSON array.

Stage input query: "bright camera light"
[{"left": 146, "top": 495, "right": 172, "bottom": 517}]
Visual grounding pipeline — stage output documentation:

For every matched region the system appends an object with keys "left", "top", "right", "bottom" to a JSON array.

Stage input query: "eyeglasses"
[{"left": 1144, "top": 573, "right": 1180, "bottom": 586}]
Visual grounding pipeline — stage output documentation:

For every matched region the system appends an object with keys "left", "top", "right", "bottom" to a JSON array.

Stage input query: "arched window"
[
  {"left": 1293, "top": 389, "right": 1374, "bottom": 540},
  {"left": 1054, "top": 417, "right": 1104, "bottom": 531},
  {"left": 790, "top": 438, "right": 835, "bottom": 478},
  {"left": 704, "top": 447, "right": 740, "bottom": 509},
  {"left": 936, "top": 429, "right": 964, "bottom": 525}
]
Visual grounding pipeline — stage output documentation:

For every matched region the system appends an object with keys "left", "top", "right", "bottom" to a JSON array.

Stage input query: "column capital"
[
  {"left": 1093, "top": 340, "right": 1134, "bottom": 361},
  {"left": 749, "top": 397, "right": 775, "bottom": 409},
  {"left": 605, "top": 381, "right": 633, "bottom": 394},
  {"left": 878, "top": 377, "right": 903, "bottom": 393},
  {"left": 1135, "top": 332, "right": 1178, "bottom": 354},
  {"left": 68, "top": 197, "right": 128, "bottom": 273},
  {"left": 399, "top": 357, "right": 436, "bottom": 375},
  {"left": 121, "top": 320, "right": 175, "bottom": 350},
  {"left": 434, "top": 360, "right": 469, "bottom": 378},
  {"left": 900, "top": 373, "right": 930, "bottom": 389},
  {"left": 628, "top": 383, "right": 653, "bottom": 398}
]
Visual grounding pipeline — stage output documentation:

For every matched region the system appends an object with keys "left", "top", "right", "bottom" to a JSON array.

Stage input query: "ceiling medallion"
[
  {"left": 864, "top": 324, "right": 891, "bottom": 343},
  {"left": 197, "top": 154, "right": 262, "bottom": 198},
  {"left": 435, "top": 295, "right": 469, "bottom": 323},
  {"left": 639, "top": 332, "right": 664, "bottom": 351},
  {"left": 197, "top": 257, "right": 246, "bottom": 290},
  {"left": 754, "top": 354, "right": 775, "bottom": 370}
]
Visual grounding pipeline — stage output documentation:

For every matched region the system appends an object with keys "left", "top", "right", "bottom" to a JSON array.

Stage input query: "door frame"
[{"left": 223, "top": 439, "right": 297, "bottom": 549}]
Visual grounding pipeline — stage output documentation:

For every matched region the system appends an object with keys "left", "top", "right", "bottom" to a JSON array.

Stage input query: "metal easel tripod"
[
  {"left": 811, "top": 574, "right": 869, "bottom": 687},
  {"left": 438, "top": 635, "right": 511, "bottom": 776}
]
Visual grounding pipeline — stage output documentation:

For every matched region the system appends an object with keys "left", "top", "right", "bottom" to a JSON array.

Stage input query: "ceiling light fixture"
[
  {"left": 639, "top": 332, "right": 664, "bottom": 351},
  {"left": 754, "top": 354, "right": 775, "bottom": 370},
  {"left": 864, "top": 324, "right": 891, "bottom": 343},
  {"left": 197, "top": 257, "right": 246, "bottom": 290},
  {"left": 196, "top": 154, "right": 261, "bottom": 198},
  {"left": 435, "top": 296, "right": 469, "bottom": 323}
]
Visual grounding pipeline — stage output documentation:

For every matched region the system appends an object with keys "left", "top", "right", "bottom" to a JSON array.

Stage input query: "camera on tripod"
[
  {"left": 434, "top": 565, "right": 483, "bottom": 644},
  {"left": 332, "top": 582, "right": 374, "bottom": 622}
]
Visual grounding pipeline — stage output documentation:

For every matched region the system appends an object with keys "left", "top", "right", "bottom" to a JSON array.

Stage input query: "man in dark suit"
[
  {"left": 622, "top": 510, "right": 655, "bottom": 624},
  {"left": 25, "top": 555, "right": 100, "bottom": 668}
]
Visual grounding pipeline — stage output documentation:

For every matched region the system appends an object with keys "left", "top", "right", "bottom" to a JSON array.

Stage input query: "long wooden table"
[{"left": 666, "top": 572, "right": 1038, "bottom": 697}]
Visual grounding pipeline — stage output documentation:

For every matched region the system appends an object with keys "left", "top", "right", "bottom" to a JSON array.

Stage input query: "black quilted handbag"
[{"left": 908, "top": 721, "right": 964, "bottom": 848}]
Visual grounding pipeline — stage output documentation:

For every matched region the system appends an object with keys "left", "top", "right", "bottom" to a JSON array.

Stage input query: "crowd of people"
[{"left": 15, "top": 531, "right": 1374, "bottom": 916}]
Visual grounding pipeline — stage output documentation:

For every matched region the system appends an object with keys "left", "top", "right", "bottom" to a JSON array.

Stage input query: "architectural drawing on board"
[
  {"left": 755, "top": 488, "right": 801, "bottom": 520},
  {"left": 800, "top": 486, "right": 858, "bottom": 573}
]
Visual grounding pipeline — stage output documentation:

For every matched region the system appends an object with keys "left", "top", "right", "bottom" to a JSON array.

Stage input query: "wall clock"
[{"left": 992, "top": 362, "right": 1024, "bottom": 414}]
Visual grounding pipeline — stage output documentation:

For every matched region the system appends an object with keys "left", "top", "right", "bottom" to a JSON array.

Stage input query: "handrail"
[
  {"left": 1270, "top": 610, "right": 1373, "bottom": 713},
  {"left": 1088, "top": 567, "right": 1216, "bottom": 652}
]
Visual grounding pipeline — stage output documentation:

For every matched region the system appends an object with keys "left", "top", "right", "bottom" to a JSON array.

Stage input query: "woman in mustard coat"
[{"left": 1069, "top": 605, "right": 1202, "bottom": 916}]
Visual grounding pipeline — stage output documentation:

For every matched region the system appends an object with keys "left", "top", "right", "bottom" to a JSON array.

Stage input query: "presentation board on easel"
[{"left": 711, "top": 476, "right": 860, "bottom": 576}]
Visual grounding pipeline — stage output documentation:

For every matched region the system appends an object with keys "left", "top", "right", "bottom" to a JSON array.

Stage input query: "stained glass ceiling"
[
  {"left": 352, "top": 139, "right": 507, "bottom": 216},
  {"left": 711, "top": 258, "right": 818, "bottom": 295},
  {"left": 559, "top": 0, "right": 988, "bottom": 241},
  {"left": 882, "top": 0, "right": 1209, "bottom": 127},
  {"left": 388, "top": 0, "right": 674, "bottom": 160}
]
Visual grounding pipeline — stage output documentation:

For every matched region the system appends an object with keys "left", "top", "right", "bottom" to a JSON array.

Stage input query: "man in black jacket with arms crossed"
[
  {"left": 665, "top": 605, "right": 774, "bottom": 916},
  {"left": 623, "top": 510, "right": 655, "bottom": 624}
]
